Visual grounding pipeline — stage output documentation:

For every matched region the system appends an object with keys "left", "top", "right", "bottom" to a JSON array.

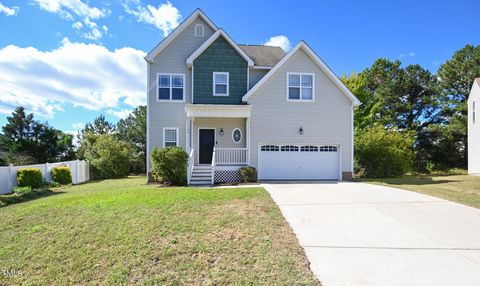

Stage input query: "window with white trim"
[
  {"left": 213, "top": 72, "right": 229, "bottom": 96},
  {"left": 163, "top": 128, "right": 178, "bottom": 147},
  {"left": 473, "top": 101, "right": 476, "bottom": 123},
  {"left": 232, "top": 128, "right": 242, "bottom": 143},
  {"left": 194, "top": 24, "right": 204, "bottom": 37},
  {"left": 158, "top": 74, "right": 184, "bottom": 101},
  {"left": 319, "top": 146, "right": 337, "bottom": 152},
  {"left": 288, "top": 73, "right": 314, "bottom": 101},
  {"left": 300, "top": 145, "right": 319, "bottom": 152}
]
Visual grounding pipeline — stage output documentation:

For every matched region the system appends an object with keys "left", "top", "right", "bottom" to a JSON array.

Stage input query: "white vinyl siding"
[
  {"left": 147, "top": 17, "right": 215, "bottom": 172},
  {"left": 247, "top": 48, "right": 353, "bottom": 177},
  {"left": 213, "top": 72, "right": 229, "bottom": 96}
]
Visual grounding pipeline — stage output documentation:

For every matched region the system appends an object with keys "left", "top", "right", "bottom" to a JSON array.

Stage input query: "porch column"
[
  {"left": 185, "top": 117, "right": 191, "bottom": 152},
  {"left": 246, "top": 117, "right": 251, "bottom": 165}
]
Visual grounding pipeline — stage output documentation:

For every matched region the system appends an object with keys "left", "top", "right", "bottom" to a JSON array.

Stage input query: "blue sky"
[{"left": 0, "top": 0, "right": 478, "bottom": 133}]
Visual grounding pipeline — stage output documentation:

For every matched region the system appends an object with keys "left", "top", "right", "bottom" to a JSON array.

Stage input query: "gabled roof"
[
  {"left": 468, "top": 78, "right": 480, "bottom": 101},
  {"left": 242, "top": 41, "right": 361, "bottom": 107},
  {"left": 145, "top": 9, "right": 218, "bottom": 63},
  {"left": 186, "top": 29, "right": 254, "bottom": 67},
  {"left": 239, "top": 45, "right": 285, "bottom": 67}
]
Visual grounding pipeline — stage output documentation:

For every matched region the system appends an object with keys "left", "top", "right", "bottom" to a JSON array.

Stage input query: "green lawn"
[
  {"left": 360, "top": 174, "right": 480, "bottom": 208},
  {"left": 0, "top": 177, "right": 318, "bottom": 285}
]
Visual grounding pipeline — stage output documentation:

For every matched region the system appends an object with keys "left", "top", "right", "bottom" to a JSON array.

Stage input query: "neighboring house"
[
  {"left": 468, "top": 78, "right": 480, "bottom": 175},
  {"left": 145, "top": 9, "right": 361, "bottom": 185}
]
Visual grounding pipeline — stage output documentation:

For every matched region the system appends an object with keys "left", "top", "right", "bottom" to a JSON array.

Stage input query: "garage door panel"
[{"left": 259, "top": 145, "right": 339, "bottom": 180}]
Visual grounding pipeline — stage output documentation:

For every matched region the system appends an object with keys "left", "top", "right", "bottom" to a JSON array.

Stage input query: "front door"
[{"left": 199, "top": 129, "right": 215, "bottom": 164}]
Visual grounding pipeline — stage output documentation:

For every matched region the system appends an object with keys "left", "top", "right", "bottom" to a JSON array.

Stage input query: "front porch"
[{"left": 185, "top": 104, "right": 251, "bottom": 185}]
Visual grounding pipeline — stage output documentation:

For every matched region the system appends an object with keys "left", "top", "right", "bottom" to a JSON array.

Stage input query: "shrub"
[
  {"left": 14, "top": 186, "right": 32, "bottom": 194},
  {"left": 49, "top": 181, "right": 61, "bottom": 188},
  {"left": 355, "top": 126, "right": 414, "bottom": 178},
  {"left": 51, "top": 166, "right": 72, "bottom": 185},
  {"left": 239, "top": 166, "right": 257, "bottom": 183},
  {"left": 150, "top": 147, "right": 188, "bottom": 185},
  {"left": 83, "top": 134, "right": 132, "bottom": 179},
  {"left": 17, "top": 168, "right": 43, "bottom": 188}
]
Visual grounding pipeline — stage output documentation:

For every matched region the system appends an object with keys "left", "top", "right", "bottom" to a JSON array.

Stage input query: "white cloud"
[
  {"left": 263, "top": 35, "right": 291, "bottom": 52},
  {"left": 107, "top": 109, "right": 132, "bottom": 119},
  {"left": 72, "top": 122, "right": 85, "bottom": 129},
  {"left": 0, "top": 1, "right": 19, "bottom": 16},
  {"left": 72, "top": 21, "right": 83, "bottom": 30},
  {"left": 123, "top": 0, "right": 181, "bottom": 37},
  {"left": 399, "top": 51, "right": 416, "bottom": 59},
  {"left": 33, "top": 0, "right": 110, "bottom": 41},
  {"left": 0, "top": 38, "right": 146, "bottom": 118}
]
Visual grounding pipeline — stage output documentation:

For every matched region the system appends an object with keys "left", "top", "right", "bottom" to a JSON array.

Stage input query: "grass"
[
  {"left": 0, "top": 177, "right": 318, "bottom": 285},
  {"left": 359, "top": 174, "right": 480, "bottom": 208}
]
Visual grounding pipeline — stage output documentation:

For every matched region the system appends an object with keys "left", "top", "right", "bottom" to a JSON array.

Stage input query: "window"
[
  {"left": 300, "top": 145, "right": 319, "bottom": 152},
  {"left": 281, "top": 145, "right": 299, "bottom": 152},
  {"left": 163, "top": 128, "right": 178, "bottom": 147},
  {"left": 287, "top": 73, "right": 314, "bottom": 101},
  {"left": 157, "top": 74, "right": 184, "bottom": 101},
  {"left": 213, "top": 72, "right": 229, "bottom": 96},
  {"left": 261, "top": 145, "right": 279, "bottom": 151},
  {"left": 194, "top": 24, "right": 204, "bottom": 37},
  {"left": 473, "top": 101, "right": 476, "bottom": 123},
  {"left": 319, "top": 146, "right": 337, "bottom": 152},
  {"left": 232, "top": 128, "right": 242, "bottom": 143}
]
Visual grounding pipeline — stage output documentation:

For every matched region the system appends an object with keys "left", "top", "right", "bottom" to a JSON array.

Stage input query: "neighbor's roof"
[{"left": 239, "top": 45, "right": 286, "bottom": 67}]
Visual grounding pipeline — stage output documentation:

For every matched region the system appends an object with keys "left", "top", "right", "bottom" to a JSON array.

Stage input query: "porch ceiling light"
[
  {"left": 299, "top": 126, "right": 304, "bottom": 135},
  {"left": 220, "top": 128, "right": 224, "bottom": 136}
]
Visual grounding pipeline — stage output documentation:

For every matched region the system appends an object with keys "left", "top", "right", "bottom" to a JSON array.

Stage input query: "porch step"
[{"left": 189, "top": 165, "right": 213, "bottom": 186}]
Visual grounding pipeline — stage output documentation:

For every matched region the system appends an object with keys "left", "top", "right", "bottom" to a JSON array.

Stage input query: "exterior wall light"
[
  {"left": 220, "top": 128, "right": 224, "bottom": 136},
  {"left": 299, "top": 126, "right": 304, "bottom": 135}
]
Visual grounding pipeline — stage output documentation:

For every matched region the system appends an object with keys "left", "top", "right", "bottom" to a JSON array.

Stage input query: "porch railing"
[
  {"left": 187, "top": 149, "right": 194, "bottom": 185},
  {"left": 211, "top": 147, "right": 216, "bottom": 185},
  {"left": 215, "top": 148, "right": 248, "bottom": 165}
]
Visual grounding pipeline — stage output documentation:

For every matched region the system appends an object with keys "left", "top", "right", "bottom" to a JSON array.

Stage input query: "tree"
[
  {"left": 0, "top": 107, "right": 75, "bottom": 165},
  {"left": 436, "top": 44, "right": 480, "bottom": 168},
  {"left": 355, "top": 125, "right": 414, "bottom": 178},
  {"left": 116, "top": 106, "right": 146, "bottom": 174},
  {"left": 77, "top": 115, "right": 116, "bottom": 159},
  {"left": 83, "top": 134, "right": 131, "bottom": 179},
  {"left": 80, "top": 115, "right": 115, "bottom": 136},
  {"left": 356, "top": 59, "right": 440, "bottom": 131}
]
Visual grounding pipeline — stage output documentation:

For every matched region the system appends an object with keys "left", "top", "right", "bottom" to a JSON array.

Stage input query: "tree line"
[
  {"left": 0, "top": 106, "right": 146, "bottom": 178},
  {"left": 344, "top": 44, "right": 480, "bottom": 174}
]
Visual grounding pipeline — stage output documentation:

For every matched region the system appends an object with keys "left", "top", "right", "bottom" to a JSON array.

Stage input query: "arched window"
[{"left": 194, "top": 24, "right": 204, "bottom": 37}]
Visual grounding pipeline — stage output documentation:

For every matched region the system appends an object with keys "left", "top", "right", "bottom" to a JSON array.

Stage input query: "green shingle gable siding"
[{"left": 193, "top": 36, "right": 248, "bottom": 104}]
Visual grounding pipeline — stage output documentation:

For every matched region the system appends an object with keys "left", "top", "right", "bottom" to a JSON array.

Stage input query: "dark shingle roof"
[{"left": 239, "top": 45, "right": 285, "bottom": 67}]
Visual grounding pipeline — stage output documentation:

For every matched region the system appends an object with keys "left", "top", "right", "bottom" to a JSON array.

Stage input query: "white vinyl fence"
[{"left": 0, "top": 160, "right": 89, "bottom": 194}]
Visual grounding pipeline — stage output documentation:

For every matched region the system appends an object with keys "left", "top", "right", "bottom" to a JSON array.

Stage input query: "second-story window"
[
  {"left": 213, "top": 72, "right": 229, "bottom": 96},
  {"left": 287, "top": 73, "right": 314, "bottom": 101},
  {"left": 158, "top": 73, "right": 184, "bottom": 101}
]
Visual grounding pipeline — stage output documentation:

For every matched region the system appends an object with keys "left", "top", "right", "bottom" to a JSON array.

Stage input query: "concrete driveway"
[{"left": 262, "top": 182, "right": 480, "bottom": 286}]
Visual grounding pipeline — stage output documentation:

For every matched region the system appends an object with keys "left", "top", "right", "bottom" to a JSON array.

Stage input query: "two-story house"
[{"left": 145, "top": 9, "right": 361, "bottom": 185}]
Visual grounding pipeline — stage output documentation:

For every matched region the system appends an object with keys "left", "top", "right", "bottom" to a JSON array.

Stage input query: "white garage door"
[{"left": 259, "top": 145, "right": 340, "bottom": 180}]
